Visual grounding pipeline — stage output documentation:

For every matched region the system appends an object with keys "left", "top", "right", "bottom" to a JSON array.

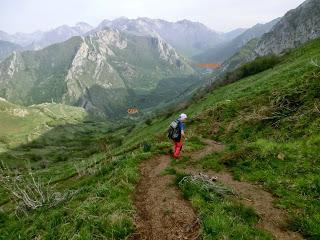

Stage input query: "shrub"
[
  {"left": 126, "top": 124, "right": 136, "bottom": 134},
  {"left": 142, "top": 142, "right": 152, "bottom": 152},
  {"left": 55, "top": 154, "right": 68, "bottom": 162},
  {"left": 204, "top": 54, "right": 283, "bottom": 95},
  {"left": 224, "top": 55, "right": 282, "bottom": 84},
  {"left": 113, "top": 138, "right": 123, "bottom": 147},
  {"left": 28, "top": 153, "right": 42, "bottom": 162},
  {"left": 145, "top": 119, "right": 152, "bottom": 126},
  {"left": 0, "top": 164, "right": 79, "bottom": 215},
  {"left": 39, "top": 160, "right": 49, "bottom": 169},
  {"left": 0, "top": 136, "right": 9, "bottom": 144}
]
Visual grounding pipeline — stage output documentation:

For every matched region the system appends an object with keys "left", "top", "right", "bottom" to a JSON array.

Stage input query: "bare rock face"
[
  {"left": 255, "top": 0, "right": 320, "bottom": 56},
  {"left": 0, "top": 51, "right": 24, "bottom": 83},
  {"left": 63, "top": 29, "right": 129, "bottom": 107},
  {"left": 221, "top": 0, "right": 320, "bottom": 74},
  {"left": 7, "top": 52, "right": 23, "bottom": 78}
]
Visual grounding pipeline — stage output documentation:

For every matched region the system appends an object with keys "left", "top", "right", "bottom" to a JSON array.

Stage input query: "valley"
[{"left": 0, "top": 0, "right": 319, "bottom": 239}]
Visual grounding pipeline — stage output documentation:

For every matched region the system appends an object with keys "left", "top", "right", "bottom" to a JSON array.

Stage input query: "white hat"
[{"left": 179, "top": 113, "right": 188, "bottom": 120}]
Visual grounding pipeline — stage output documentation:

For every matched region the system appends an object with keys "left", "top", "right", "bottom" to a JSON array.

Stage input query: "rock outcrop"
[{"left": 255, "top": 0, "right": 320, "bottom": 56}]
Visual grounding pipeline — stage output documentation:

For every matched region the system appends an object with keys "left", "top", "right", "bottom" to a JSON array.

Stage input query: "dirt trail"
[
  {"left": 130, "top": 155, "right": 200, "bottom": 240},
  {"left": 131, "top": 139, "right": 303, "bottom": 240},
  {"left": 182, "top": 139, "right": 304, "bottom": 240}
]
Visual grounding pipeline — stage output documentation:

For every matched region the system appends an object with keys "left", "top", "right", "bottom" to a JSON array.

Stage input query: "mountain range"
[
  {"left": 193, "top": 18, "right": 281, "bottom": 63},
  {"left": 0, "top": 22, "right": 93, "bottom": 50},
  {"left": 97, "top": 17, "right": 235, "bottom": 57},
  {"left": 0, "top": 0, "right": 320, "bottom": 119},
  {"left": 0, "top": 18, "right": 248, "bottom": 119},
  {"left": 255, "top": 0, "right": 320, "bottom": 56},
  {"left": 0, "top": 18, "right": 248, "bottom": 61},
  {"left": 0, "top": 28, "right": 197, "bottom": 118},
  {"left": 217, "top": 0, "right": 320, "bottom": 74}
]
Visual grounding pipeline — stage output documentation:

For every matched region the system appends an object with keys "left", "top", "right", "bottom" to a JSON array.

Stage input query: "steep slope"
[
  {"left": 98, "top": 17, "right": 223, "bottom": 57},
  {"left": 221, "top": 28, "right": 247, "bottom": 42},
  {"left": 0, "top": 28, "right": 197, "bottom": 118},
  {"left": 200, "top": 38, "right": 261, "bottom": 84},
  {"left": 0, "top": 37, "right": 83, "bottom": 106},
  {"left": 219, "top": 38, "right": 260, "bottom": 73},
  {"left": 125, "top": 38, "right": 320, "bottom": 239},
  {"left": 0, "top": 40, "right": 22, "bottom": 62},
  {"left": 255, "top": 0, "right": 320, "bottom": 55},
  {"left": 211, "top": 0, "right": 320, "bottom": 77},
  {"left": 194, "top": 18, "right": 280, "bottom": 63}
]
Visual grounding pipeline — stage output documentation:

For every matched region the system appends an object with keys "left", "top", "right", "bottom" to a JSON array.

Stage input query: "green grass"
[
  {"left": 0, "top": 105, "right": 152, "bottom": 239},
  {"left": 225, "top": 38, "right": 259, "bottom": 71},
  {"left": 1, "top": 37, "right": 320, "bottom": 239},
  {"left": 0, "top": 98, "right": 266, "bottom": 240},
  {"left": 0, "top": 151, "right": 152, "bottom": 239},
  {"left": 0, "top": 101, "right": 87, "bottom": 149},
  {"left": 198, "top": 152, "right": 226, "bottom": 172},
  {"left": 181, "top": 40, "right": 320, "bottom": 238},
  {"left": 175, "top": 172, "right": 273, "bottom": 240},
  {"left": 0, "top": 100, "right": 146, "bottom": 239}
]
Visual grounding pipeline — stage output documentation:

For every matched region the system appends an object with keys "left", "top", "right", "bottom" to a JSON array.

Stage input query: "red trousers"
[{"left": 173, "top": 141, "right": 183, "bottom": 158}]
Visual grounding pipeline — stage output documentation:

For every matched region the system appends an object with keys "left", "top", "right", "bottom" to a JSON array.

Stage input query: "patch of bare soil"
[{"left": 130, "top": 155, "right": 200, "bottom": 240}]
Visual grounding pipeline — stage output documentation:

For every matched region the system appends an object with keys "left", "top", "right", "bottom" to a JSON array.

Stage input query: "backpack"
[{"left": 168, "top": 120, "right": 181, "bottom": 140}]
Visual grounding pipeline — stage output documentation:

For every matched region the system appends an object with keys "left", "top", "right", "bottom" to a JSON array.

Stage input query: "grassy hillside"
[
  {"left": 0, "top": 100, "right": 137, "bottom": 239},
  {"left": 0, "top": 38, "right": 319, "bottom": 239},
  {"left": 0, "top": 100, "right": 205, "bottom": 238},
  {"left": 123, "top": 37, "right": 320, "bottom": 238},
  {"left": 222, "top": 38, "right": 259, "bottom": 71},
  {"left": 0, "top": 99, "right": 87, "bottom": 150}
]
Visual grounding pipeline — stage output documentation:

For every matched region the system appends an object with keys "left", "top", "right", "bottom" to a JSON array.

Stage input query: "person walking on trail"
[{"left": 168, "top": 113, "right": 188, "bottom": 159}]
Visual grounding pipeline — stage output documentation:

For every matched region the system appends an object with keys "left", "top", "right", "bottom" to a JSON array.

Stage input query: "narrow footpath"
[
  {"left": 130, "top": 154, "right": 200, "bottom": 240},
  {"left": 130, "top": 139, "right": 304, "bottom": 240}
]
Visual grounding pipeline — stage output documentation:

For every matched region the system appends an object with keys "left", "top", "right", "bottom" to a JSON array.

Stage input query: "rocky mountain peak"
[{"left": 255, "top": 0, "right": 320, "bottom": 56}]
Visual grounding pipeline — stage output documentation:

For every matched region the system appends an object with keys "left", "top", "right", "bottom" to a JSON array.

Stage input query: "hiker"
[{"left": 168, "top": 113, "right": 188, "bottom": 159}]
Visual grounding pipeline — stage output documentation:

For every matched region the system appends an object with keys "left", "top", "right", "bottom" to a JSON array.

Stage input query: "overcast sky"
[{"left": 0, "top": 0, "right": 306, "bottom": 34}]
